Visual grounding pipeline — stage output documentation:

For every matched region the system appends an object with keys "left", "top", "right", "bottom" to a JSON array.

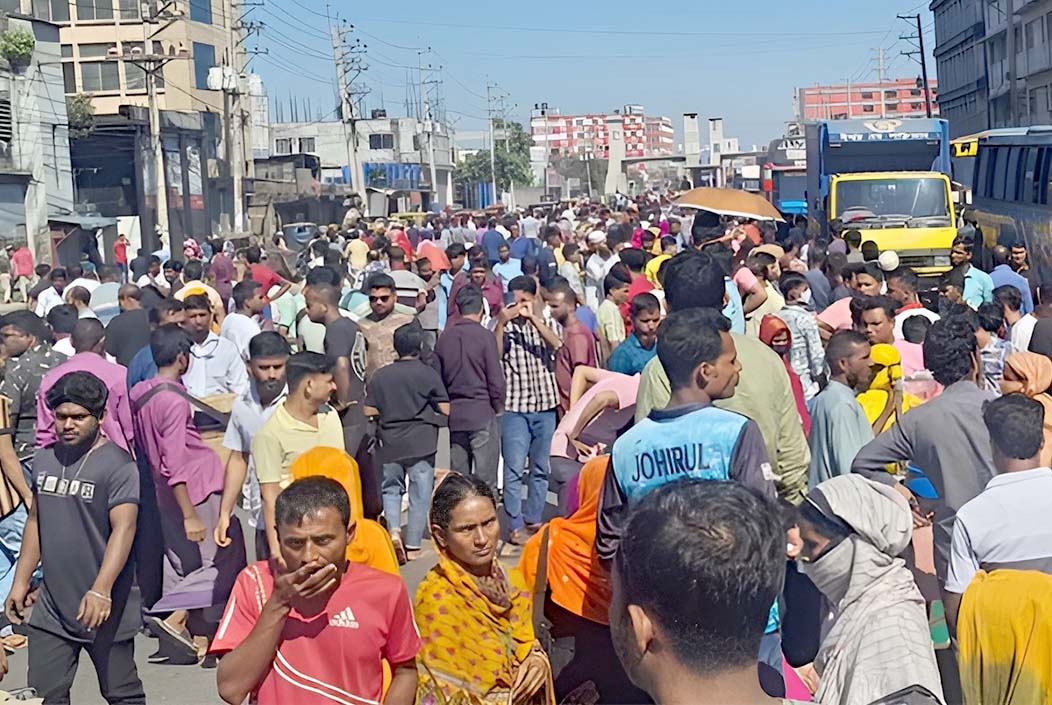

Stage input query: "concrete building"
[
  {"left": 984, "top": 0, "right": 1052, "bottom": 126},
  {"left": 247, "top": 72, "right": 269, "bottom": 159},
  {"left": 269, "top": 115, "right": 455, "bottom": 211},
  {"left": 932, "top": 0, "right": 988, "bottom": 137},
  {"left": 0, "top": 12, "right": 75, "bottom": 261},
  {"left": 798, "top": 78, "right": 940, "bottom": 120},
  {"left": 530, "top": 104, "right": 675, "bottom": 159}
]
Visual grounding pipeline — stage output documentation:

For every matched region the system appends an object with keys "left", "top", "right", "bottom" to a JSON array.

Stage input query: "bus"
[{"left": 967, "top": 126, "right": 1052, "bottom": 284}]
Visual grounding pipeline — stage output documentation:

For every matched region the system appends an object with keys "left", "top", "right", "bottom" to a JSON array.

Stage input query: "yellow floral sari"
[{"left": 415, "top": 556, "right": 550, "bottom": 705}]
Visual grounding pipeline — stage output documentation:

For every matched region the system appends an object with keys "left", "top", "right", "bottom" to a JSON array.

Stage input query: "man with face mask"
[
  {"left": 217, "top": 332, "right": 290, "bottom": 559},
  {"left": 789, "top": 474, "right": 943, "bottom": 705},
  {"left": 130, "top": 325, "right": 247, "bottom": 664},
  {"left": 775, "top": 272, "right": 825, "bottom": 402},
  {"left": 808, "top": 331, "right": 874, "bottom": 488},
  {"left": 5, "top": 371, "right": 144, "bottom": 703}
]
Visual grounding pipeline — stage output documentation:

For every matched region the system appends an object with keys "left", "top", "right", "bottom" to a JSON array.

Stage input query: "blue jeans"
[
  {"left": 381, "top": 459, "right": 435, "bottom": 549},
  {"left": 0, "top": 506, "right": 27, "bottom": 601},
  {"left": 500, "top": 410, "right": 556, "bottom": 530}
]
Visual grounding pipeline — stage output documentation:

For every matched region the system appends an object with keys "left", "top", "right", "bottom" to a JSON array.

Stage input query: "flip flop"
[{"left": 145, "top": 616, "right": 199, "bottom": 665}]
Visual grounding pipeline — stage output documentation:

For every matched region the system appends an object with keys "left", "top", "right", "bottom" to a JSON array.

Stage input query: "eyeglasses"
[{"left": 369, "top": 295, "right": 391, "bottom": 303}]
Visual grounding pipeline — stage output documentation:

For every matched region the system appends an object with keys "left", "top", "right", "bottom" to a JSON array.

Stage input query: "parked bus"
[{"left": 967, "top": 126, "right": 1052, "bottom": 284}]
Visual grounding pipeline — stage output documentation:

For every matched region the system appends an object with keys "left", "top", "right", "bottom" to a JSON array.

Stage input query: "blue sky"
[{"left": 249, "top": 0, "right": 937, "bottom": 149}]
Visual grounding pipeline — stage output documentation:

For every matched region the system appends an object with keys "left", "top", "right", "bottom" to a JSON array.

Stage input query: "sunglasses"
[{"left": 369, "top": 295, "right": 391, "bottom": 303}]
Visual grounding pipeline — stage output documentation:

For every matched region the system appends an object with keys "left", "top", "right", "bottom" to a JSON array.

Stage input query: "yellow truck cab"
[{"left": 830, "top": 171, "right": 957, "bottom": 276}]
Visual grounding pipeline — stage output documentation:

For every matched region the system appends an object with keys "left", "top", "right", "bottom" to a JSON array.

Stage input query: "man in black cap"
[{"left": 4, "top": 371, "right": 144, "bottom": 703}]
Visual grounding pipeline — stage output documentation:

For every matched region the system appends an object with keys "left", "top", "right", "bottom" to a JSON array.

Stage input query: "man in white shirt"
[
  {"left": 995, "top": 284, "right": 1037, "bottom": 354},
  {"left": 220, "top": 280, "right": 265, "bottom": 361},
  {"left": 217, "top": 331, "right": 289, "bottom": 557},
  {"left": 520, "top": 210, "right": 542, "bottom": 240},
  {"left": 583, "top": 231, "right": 619, "bottom": 310},
  {"left": 34, "top": 268, "right": 67, "bottom": 318},
  {"left": 65, "top": 263, "right": 100, "bottom": 294},
  {"left": 887, "top": 268, "right": 940, "bottom": 339},
  {"left": 944, "top": 394, "right": 1052, "bottom": 635},
  {"left": 135, "top": 255, "right": 169, "bottom": 296},
  {"left": 181, "top": 293, "right": 249, "bottom": 398}
]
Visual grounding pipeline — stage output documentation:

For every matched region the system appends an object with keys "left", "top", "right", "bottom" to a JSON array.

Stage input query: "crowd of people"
[{"left": 0, "top": 195, "right": 1046, "bottom": 705}]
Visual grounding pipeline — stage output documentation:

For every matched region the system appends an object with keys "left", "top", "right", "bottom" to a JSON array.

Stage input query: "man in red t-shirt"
[
  {"left": 245, "top": 245, "right": 292, "bottom": 302},
  {"left": 545, "top": 280, "right": 597, "bottom": 412},
  {"left": 213, "top": 477, "right": 420, "bottom": 705},
  {"left": 617, "top": 247, "right": 655, "bottom": 333}
]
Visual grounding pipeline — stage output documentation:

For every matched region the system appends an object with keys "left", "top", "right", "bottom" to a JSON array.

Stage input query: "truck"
[{"left": 805, "top": 118, "right": 957, "bottom": 276}]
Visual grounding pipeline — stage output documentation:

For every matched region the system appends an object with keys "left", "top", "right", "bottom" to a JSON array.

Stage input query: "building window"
[
  {"left": 62, "top": 63, "right": 76, "bottom": 92},
  {"left": 117, "top": 0, "right": 138, "bottom": 19},
  {"left": 860, "top": 91, "right": 873, "bottom": 99},
  {"left": 274, "top": 138, "right": 291, "bottom": 154},
  {"left": 910, "top": 89, "right": 922, "bottom": 96},
  {"left": 75, "top": 0, "right": 113, "bottom": 21},
  {"left": 298, "top": 137, "right": 315, "bottom": 153},
  {"left": 189, "top": 0, "right": 211, "bottom": 24},
  {"left": 884, "top": 90, "right": 897, "bottom": 99},
  {"left": 192, "top": 42, "right": 215, "bottom": 90},
  {"left": 368, "top": 133, "right": 394, "bottom": 149},
  {"left": 80, "top": 60, "right": 119, "bottom": 92},
  {"left": 863, "top": 104, "right": 875, "bottom": 113},
  {"left": 33, "top": 0, "right": 69, "bottom": 21}
]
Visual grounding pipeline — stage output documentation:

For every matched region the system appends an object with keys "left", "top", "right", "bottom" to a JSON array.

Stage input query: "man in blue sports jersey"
[
  {"left": 597, "top": 307, "right": 776, "bottom": 560},
  {"left": 596, "top": 306, "right": 782, "bottom": 677}
]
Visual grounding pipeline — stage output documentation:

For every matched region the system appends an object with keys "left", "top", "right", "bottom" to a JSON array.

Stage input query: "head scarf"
[
  {"left": 1004, "top": 352, "right": 1052, "bottom": 467},
  {"left": 45, "top": 371, "right": 108, "bottom": 418},
  {"left": 518, "top": 457, "right": 612, "bottom": 625},
  {"left": 758, "top": 314, "right": 791, "bottom": 351}
]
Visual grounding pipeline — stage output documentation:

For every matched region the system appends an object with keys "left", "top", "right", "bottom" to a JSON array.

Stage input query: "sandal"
[
  {"left": 145, "top": 616, "right": 200, "bottom": 665},
  {"left": 390, "top": 534, "right": 407, "bottom": 566}
]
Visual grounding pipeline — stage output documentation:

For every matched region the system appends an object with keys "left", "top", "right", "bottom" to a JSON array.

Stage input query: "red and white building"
[
  {"left": 530, "top": 104, "right": 675, "bottom": 159},
  {"left": 798, "top": 78, "right": 940, "bottom": 120}
]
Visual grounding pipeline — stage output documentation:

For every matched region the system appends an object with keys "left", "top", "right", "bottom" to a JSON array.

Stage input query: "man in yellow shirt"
[{"left": 252, "top": 351, "right": 345, "bottom": 562}]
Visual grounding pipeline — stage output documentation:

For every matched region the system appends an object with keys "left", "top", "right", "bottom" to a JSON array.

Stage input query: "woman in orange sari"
[
  {"left": 518, "top": 457, "right": 648, "bottom": 704},
  {"left": 415, "top": 474, "right": 553, "bottom": 705}
]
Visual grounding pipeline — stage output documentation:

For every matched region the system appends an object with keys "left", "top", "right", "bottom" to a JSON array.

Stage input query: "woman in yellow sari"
[{"left": 416, "top": 474, "right": 553, "bottom": 705}]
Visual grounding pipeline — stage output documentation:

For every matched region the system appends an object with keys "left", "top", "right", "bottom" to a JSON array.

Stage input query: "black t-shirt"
[
  {"left": 29, "top": 442, "right": 140, "bottom": 643},
  {"left": 364, "top": 358, "right": 448, "bottom": 464},
  {"left": 105, "top": 308, "right": 151, "bottom": 367},
  {"left": 324, "top": 317, "right": 367, "bottom": 427}
]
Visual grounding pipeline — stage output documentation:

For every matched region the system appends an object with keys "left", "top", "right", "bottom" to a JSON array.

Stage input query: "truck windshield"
[{"left": 835, "top": 178, "right": 949, "bottom": 219}]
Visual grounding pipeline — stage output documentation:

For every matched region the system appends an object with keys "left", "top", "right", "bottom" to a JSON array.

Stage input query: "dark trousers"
[
  {"left": 449, "top": 417, "right": 501, "bottom": 492},
  {"left": 345, "top": 421, "right": 382, "bottom": 520},
  {"left": 27, "top": 626, "right": 145, "bottom": 704}
]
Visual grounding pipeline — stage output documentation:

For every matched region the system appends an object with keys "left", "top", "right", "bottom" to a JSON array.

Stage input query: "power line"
[
  {"left": 353, "top": 16, "right": 888, "bottom": 37},
  {"left": 257, "top": 54, "right": 334, "bottom": 85}
]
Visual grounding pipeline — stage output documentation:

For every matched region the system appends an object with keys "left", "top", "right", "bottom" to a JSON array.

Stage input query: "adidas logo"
[{"left": 329, "top": 607, "right": 359, "bottom": 629}]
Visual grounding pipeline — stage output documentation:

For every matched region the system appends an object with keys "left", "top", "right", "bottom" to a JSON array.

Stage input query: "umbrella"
[{"left": 674, "top": 188, "right": 785, "bottom": 222}]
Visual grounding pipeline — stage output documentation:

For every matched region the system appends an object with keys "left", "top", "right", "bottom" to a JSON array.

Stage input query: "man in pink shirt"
[
  {"left": 36, "top": 319, "right": 134, "bottom": 454},
  {"left": 213, "top": 477, "right": 420, "bottom": 705},
  {"left": 130, "top": 324, "right": 246, "bottom": 664}
]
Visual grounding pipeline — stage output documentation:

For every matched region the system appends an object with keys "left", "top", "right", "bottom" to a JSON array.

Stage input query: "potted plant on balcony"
[{"left": 0, "top": 28, "right": 34, "bottom": 72}]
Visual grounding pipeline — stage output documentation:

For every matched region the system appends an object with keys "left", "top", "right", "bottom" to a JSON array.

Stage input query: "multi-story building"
[
  {"left": 530, "top": 104, "right": 675, "bottom": 159},
  {"left": 984, "top": 0, "right": 1052, "bottom": 126},
  {"left": 17, "top": 0, "right": 246, "bottom": 251},
  {"left": 797, "top": 79, "right": 940, "bottom": 121},
  {"left": 0, "top": 11, "right": 75, "bottom": 260},
  {"left": 932, "top": 0, "right": 988, "bottom": 137},
  {"left": 269, "top": 115, "right": 455, "bottom": 211}
]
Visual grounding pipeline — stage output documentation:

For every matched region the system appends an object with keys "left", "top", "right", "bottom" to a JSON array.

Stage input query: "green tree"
[
  {"left": 552, "top": 155, "right": 608, "bottom": 196},
  {"left": 455, "top": 119, "right": 533, "bottom": 194}
]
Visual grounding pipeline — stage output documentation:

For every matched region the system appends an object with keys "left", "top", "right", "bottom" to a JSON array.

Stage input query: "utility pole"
[
  {"left": 487, "top": 83, "right": 497, "bottom": 207},
  {"left": 843, "top": 76, "right": 852, "bottom": 117},
  {"left": 117, "top": 1, "right": 189, "bottom": 253},
  {"left": 329, "top": 13, "right": 368, "bottom": 216},
  {"left": 224, "top": 0, "right": 260, "bottom": 232},
  {"left": 898, "top": 13, "right": 934, "bottom": 118},
  {"left": 877, "top": 46, "right": 887, "bottom": 117},
  {"left": 1006, "top": 0, "right": 1018, "bottom": 125}
]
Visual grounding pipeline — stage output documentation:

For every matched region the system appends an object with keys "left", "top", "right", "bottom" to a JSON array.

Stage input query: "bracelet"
[{"left": 87, "top": 590, "right": 111, "bottom": 602}]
